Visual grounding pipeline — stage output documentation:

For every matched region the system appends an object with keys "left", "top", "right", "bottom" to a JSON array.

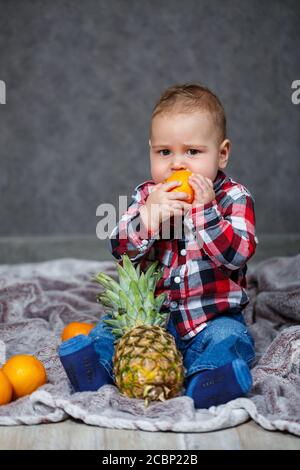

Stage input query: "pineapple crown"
[{"left": 92, "top": 254, "right": 168, "bottom": 338}]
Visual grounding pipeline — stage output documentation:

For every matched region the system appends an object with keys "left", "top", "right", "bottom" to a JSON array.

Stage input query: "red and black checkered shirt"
[{"left": 108, "top": 169, "right": 258, "bottom": 340}]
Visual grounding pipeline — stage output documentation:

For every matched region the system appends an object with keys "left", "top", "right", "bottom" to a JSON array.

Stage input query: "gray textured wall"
[{"left": 0, "top": 0, "right": 299, "bottom": 237}]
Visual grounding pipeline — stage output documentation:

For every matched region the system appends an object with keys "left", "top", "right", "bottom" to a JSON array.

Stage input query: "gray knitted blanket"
[{"left": 0, "top": 256, "right": 299, "bottom": 435}]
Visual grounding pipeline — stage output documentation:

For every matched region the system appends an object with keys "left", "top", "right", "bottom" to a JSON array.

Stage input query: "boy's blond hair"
[{"left": 150, "top": 82, "right": 227, "bottom": 143}]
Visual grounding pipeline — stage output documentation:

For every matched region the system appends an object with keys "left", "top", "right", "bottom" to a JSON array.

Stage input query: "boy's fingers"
[
  {"left": 202, "top": 177, "right": 213, "bottom": 189},
  {"left": 172, "top": 201, "right": 191, "bottom": 211},
  {"left": 161, "top": 181, "right": 181, "bottom": 190},
  {"left": 191, "top": 174, "right": 212, "bottom": 187},
  {"left": 170, "top": 204, "right": 181, "bottom": 211},
  {"left": 167, "top": 191, "right": 190, "bottom": 200},
  {"left": 189, "top": 178, "right": 202, "bottom": 191},
  {"left": 191, "top": 177, "right": 207, "bottom": 190},
  {"left": 152, "top": 183, "right": 162, "bottom": 192},
  {"left": 168, "top": 202, "right": 186, "bottom": 211}
]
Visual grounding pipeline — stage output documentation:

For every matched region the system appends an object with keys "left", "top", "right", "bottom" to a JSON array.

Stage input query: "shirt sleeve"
[
  {"left": 184, "top": 190, "right": 258, "bottom": 270},
  {"left": 108, "top": 182, "right": 159, "bottom": 262}
]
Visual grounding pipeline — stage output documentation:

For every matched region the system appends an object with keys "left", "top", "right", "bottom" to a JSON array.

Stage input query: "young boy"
[{"left": 59, "top": 83, "right": 258, "bottom": 409}]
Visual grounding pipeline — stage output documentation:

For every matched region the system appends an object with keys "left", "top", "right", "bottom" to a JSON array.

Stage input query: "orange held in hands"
[
  {"left": 163, "top": 170, "right": 194, "bottom": 204},
  {"left": 2, "top": 354, "right": 47, "bottom": 399},
  {"left": 0, "top": 369, "right": 13, "bottom": 405},
  {"left": 61, "top": 321, "right": 95, "bottom": 342}
]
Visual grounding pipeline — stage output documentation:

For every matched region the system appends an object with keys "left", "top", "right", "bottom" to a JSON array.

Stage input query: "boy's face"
[{"left": 149, "top": 111, "right": 230, "bottom": 184}]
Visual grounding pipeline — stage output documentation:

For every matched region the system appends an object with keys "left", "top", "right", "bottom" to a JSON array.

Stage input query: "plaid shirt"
[{"left": 108, "top": 169, "right": 258, "bottom": 340}]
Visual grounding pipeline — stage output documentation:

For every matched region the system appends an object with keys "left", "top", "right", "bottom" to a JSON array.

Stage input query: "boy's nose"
[
  {"left": 171, "top": 164, "right": 187, "bottom": 171},
  {"left": 171, "top": 156, "right": 187, "bottom": 171}
]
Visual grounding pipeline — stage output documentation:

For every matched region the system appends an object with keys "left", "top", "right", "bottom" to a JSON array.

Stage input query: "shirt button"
[
  {"left": 174, "top": 276, "right": 181, "bottom": 284},
  {"left": 170, "top": 301, "right": 178, "bottom": 308},
  {"left": 180, "top": 249, "right": 187, "bottom": 256}
]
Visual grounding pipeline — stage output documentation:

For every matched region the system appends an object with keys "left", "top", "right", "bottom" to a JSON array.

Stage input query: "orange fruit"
[
  {"left": 61, "top": 322, "right": 95, "bottom": 342},
  {"left": 0, "top": 369, "right": 13, "bottom": 405},
  {"left": 2, "top": 355, "right": 47, "bottom": 399},
  {"left": 164, "top": 170, "right": 194, "bottom": 203}
]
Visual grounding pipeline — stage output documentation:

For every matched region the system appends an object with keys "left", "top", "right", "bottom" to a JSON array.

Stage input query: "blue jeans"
[{"left": 89, "top": 311, "right": 256, "bottom": 385}]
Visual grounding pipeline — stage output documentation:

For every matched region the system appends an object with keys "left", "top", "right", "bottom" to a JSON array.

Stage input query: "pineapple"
[{"left": 93, "top": 254, "right": 185, "bottom": 406}]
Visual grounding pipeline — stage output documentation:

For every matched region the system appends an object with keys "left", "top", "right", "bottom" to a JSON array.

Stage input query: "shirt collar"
[{"left": 213, "top": 169, "right": 227, "bottom": 192}]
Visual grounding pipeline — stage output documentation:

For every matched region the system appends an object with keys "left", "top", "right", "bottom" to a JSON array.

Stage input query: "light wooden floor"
[{"left": 0, "top": 419, "right": 299, "bottom": 450}]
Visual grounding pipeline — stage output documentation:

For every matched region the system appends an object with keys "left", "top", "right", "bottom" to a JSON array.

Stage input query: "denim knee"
[
  {"left": 88, "top": 314, "right": 116, "bottom": 380},
  {"left": 204, "top": 315, "right": 255, "bottom": 365},
  {"left": 183, "top": 314, "right": 256, "bottom": 378}
]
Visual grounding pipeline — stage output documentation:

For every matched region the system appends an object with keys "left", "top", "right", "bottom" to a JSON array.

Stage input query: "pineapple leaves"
[
  {"left": 148, "top": 309, "right": 159, "bottom": 325},
  {"left": 138, "top": 272, "right": 147, "bottom": 297},
  {"left": 119, "top": 289, "right": 130, "bottom": 311},
  {"left": 158, "top": 312, "right": 169, "bottom": 326},
  {"left": 103, "top": 318, "right": 121, "bottom": 329},
  {"left": 104, "top": 314, "right": 128, "bottom": 336},
  {"left": 97, "top": 289, "right": 120, "bottom": 308},
  {"left": 144, "top": 290, "right": 155, "bottom": 312},
  {"left": 138, "top": 307, "right": 147, "bottom": 324},
  {"left": 93, "top": 272, "right": 122, "bottom": 295},
  {"left": 129, "top": 280, "right": 143, "bottom": 311},
  {"left": 94, "top": 254, "right": 169, "bottom": 336},
  {"left": 135, "top": 263, "right": 141, "bottom": 279},
  {"left": 116, "top": 263, "right": 132, "bottom": 293},
  {"left": 155, "top": 293, "right": 167, "bottom": 312},
  {"left": 144, "top": 260, "right": 159, "bottom": 284},
  {"left": 112, "top": 328, "right": 124, "bottom": 338},
  {"left": 122, "top": 254, "right": 139, "bottom": 282},
  {"left": 148, "top": 269, "right": 163, "bottom": 291}
]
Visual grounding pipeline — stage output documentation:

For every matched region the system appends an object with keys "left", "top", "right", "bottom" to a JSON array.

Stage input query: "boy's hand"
[
  {"left": 139, "top": 181, "right": 191, "bottom": 234},
  {"left": 188, "top": 174, "right": 215, "bottom": 207}
]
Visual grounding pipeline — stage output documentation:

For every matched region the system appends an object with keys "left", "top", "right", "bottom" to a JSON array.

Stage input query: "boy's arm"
[
  {"left": 185, "top": 189, "right": 258, "bottom": 270},
  {"left": 108, "top": 182, "right": 159, "bottom": 262}
]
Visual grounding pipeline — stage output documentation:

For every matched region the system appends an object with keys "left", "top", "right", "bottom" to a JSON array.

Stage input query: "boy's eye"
[
  {"left": 158, "top": 149, "right": 170, "bottom": 156},
  {"left": 157, "top": 149, "right": 201, "bottom": 157},
  {"left": 187, "top": 149, "right": 200, "bottom": 156}
]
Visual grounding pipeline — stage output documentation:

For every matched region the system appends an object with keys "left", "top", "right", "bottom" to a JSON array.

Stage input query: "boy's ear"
[{"left": 218, "top": 138, "right": 231, "bottom": 169}]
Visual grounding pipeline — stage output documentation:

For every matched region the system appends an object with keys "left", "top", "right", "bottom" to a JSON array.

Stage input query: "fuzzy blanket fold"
[{"left": 0, "top": 256, "right": 299, "bottom": 435}]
